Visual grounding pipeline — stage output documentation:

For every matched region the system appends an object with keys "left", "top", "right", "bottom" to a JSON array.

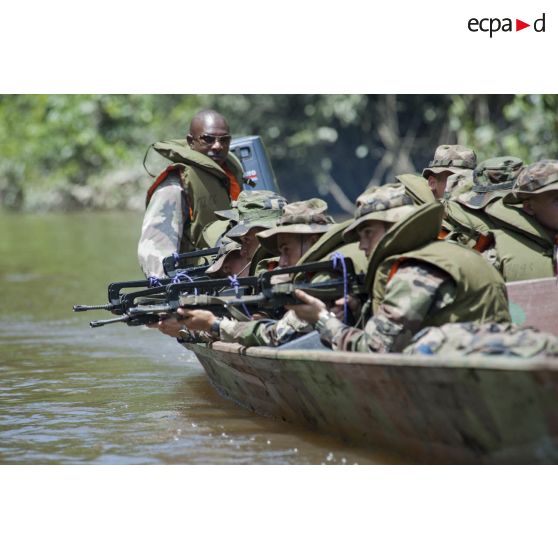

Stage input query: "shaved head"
[
  {"left": 189, "top": 109, "right": 229, "bottom": 135},
  {"left": 187, "top": 109, "right": 231, "bottom": 166}
]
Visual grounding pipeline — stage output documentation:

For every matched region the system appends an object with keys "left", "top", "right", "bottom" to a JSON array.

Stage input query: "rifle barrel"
[
  {"left": 90, "top": 316, "right": 130, "bottom": 328},
  {"left": 73, "top": 303, "right": 119, "bottom": 312}
]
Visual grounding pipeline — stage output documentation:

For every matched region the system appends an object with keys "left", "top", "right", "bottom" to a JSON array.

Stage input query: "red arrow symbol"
[{"left": 516, "top": 19, "right": 530, "bottom": 31}]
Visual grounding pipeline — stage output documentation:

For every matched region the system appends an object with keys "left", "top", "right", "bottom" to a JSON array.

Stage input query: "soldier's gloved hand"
[
  {"left": 285, "top": 289, "right": 326, "bottom": 324},
  {"left": 147, "top": 315, "right": 185, "bottom": 338},
  {"left": 178, "top": 308, "right": 217, "bottom": 332},
  {"left": 330, "top": 295, "right": 361, "bottom": 321}
]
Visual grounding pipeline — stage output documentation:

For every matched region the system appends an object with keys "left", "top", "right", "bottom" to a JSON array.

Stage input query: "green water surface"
[{"left": 0, "top": 212, "right": 398, "bottom": 464}]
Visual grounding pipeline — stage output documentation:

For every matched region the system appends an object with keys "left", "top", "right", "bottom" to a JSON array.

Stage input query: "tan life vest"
[
  {"left": 441, "top": 199, "right": 500, "bottom": 252},
  {"left": 396, "top": 174, "right": 436, "bottom": 206},
  {"left": 365, "top": 203, "right": 510, "bottom": 326},
  {"left": 484, "top": 199, "right": 556, "bottom": 281},
  {"left": 444, "top": 199, "right": 497, "bottom": 235},
  {"left": 297, "top": 219, "right": 368, "bottom": 274},
  {"left": 249, "top": 245, "right": 276, "bottom": 276},
  {"left": 146, "top": 139, "right": 244, "bottom": 252}
]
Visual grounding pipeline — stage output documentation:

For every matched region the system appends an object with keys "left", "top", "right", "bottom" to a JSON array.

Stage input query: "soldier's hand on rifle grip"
[
  {"left": 147, "top": 315, "right": 184, "bottom": 338},
  {"left": 286, "top": 289, "right": 326, "bottom": 324},
  {"left": 178, "top": 308, "right": 218, "bottom": 333},
  {"left": 331, "top": 295, "right": 361, "bottom": 322}
]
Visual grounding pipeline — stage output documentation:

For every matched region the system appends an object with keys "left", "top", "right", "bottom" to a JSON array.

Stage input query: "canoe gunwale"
[{"left": 203, "top": 341, "right": 558, "bottom": 373}]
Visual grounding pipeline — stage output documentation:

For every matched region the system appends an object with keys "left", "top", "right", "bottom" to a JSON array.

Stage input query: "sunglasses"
[{"left": 196, "top": 134, "right": 232, "bottom": 146}]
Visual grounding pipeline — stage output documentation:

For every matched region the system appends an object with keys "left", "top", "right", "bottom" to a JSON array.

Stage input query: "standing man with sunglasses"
[{"left": 138, "top": 109, "right": 244, "bottom": 278}]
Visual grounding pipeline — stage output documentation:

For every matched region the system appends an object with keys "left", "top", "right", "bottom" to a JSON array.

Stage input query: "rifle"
[
  {"left": 73, "top": 260, "right": 213, "bottom": 315},
  {"left": 75, "top": 258, "right": 366, "bottom": 328},
  {"left": 88, "top": 293, "right": 234, "bottom": 328},
  {"left": 225, "top": 259, "right": 367, "bottom": 321},
  {"left": 82, "top": 275, "right": 260, "bottom": 328}
]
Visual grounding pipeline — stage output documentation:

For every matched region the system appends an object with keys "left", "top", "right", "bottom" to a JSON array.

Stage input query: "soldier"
[
  {"left": 138, "top": 109, "right": 244, "bottom": 278},
  {"left": 225, "top": 189, "right": 287, "bottom": 276},
  {"left": 287, "top": 183, "right": 510, "bottom": 353},
  {"left": 178, "top": 199, "right": 336, "bottom": 347},
  {"left": 204, "top": 238, "right": 244, "bottom": 279},
  {"left": 442, "top": 156, "right": 524, "bottom": 250},
  {"left": 149, "top": 190, "right": 287, "bottom": 337},
  {"left": 422, "top": 144, "right": 477, "bottom": 199},
  {"left": 481, "top": 160, "right": 558, "bottom": 281}
]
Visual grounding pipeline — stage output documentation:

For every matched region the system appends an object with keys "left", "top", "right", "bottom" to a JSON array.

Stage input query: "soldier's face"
[
  {"left": 277, "top": 233, "right": 320, "bottom": 267},
  {"left": 522, "top": 191, "right": 558, "bottom": 233},
  {"left": 187, "top": 118, "right": 231, "bottom": 166},
  {"left": 357, "top": 221, "right": 388, "bottom": 258},
  {"left": 240, "top": 227, "right": 265, "bottom": 260},
  {"left": 222, "top": 252, "right": 246, "bottom": 277},
  {"left": 428, "top": 171, "right": 453, "bottom": 199}
]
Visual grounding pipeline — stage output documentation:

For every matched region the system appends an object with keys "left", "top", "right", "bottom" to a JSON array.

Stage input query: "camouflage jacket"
[
  {"left": 317, "top": 261, "right": 457, "bottom": 353},
  {"left": 138, "top": 170, "right": 185, "bottom": 278},
  {"left": 219, "top": 310, "right": 313, "bottom": 347},
  {"left": 404, "top": 322, "right": 558, "bottom": 358}
]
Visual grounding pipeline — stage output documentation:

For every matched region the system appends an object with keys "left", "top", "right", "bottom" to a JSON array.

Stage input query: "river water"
[{"left": 0, "top": 212, "right": 403, "bottom": 464}]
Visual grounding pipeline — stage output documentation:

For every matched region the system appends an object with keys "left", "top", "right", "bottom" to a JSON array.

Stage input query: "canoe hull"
[{"left": 190, "top": 342, "right": 558, "bottom": 464}]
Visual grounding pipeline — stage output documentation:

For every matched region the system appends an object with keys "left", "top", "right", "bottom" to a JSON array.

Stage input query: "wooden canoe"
[{"left": 186, "top": 277, "right": 558, "bottom": 463}]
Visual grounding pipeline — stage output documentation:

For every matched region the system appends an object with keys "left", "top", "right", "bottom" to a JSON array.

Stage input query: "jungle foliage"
[{"left": 0, "top": 94, "right": 556, "bottom": 211}]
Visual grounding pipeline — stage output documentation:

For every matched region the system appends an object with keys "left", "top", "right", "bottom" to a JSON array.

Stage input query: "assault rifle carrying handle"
[{"left": 162, "top": 247, "right": 219, "bottom": 277}]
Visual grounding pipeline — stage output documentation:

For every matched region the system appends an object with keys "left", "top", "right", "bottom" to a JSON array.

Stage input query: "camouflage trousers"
[{"left": 404, "top": 322, "right": 558, "bottom": 358}]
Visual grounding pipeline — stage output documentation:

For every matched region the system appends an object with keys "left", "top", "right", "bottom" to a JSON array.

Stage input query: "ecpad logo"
[{"left": 468, "top": 13, "right": 546, "bottom": 37}]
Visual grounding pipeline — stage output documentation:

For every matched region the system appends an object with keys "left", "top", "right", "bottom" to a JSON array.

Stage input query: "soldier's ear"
[
  {"left": 186, "top": 134, "right": 194, "bottom": 147},
  {"left": 522, "top": 199, "right": 535, "bottom": 216}
]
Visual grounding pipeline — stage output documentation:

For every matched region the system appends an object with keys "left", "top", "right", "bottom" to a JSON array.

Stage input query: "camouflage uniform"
[
  {"left": 404, "top": 322, "right": 558, "bottom": 358},
  {"left": 219, "top": 199, "right": 335, "bottom": 347},
  {"left": 138, "top": 140, "right": 244, "bottom": 278},
  {"left": 316, "top": 184, "right": 510, "bottom": 353},
  {"left": 482, "top": 160, "right": 558, "bottom": 281},
  {"left": 219, "top": 310, "right": 313, "bottom": 347}
]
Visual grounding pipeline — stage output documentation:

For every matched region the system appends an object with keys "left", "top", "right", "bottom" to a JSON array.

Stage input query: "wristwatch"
[
  {"left": 209, "top": 318, "right": 223, "bottom": 339},
  {"left": 176, "top": 327, "right": 192, "bottom": 344},
  {"left": 314, "top": 310, "right": 337, "bottom": 333}
]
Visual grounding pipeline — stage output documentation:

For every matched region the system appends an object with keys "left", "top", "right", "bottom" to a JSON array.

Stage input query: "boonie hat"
[
  {"left": 343, "top": 183, "right": 416, "bottom": 242},
  {"left": 257, "top": 199, "right": 335, "bottom": 255},
  {"left": 504, "top": 159, "right": 558, "bottom": 203},
  {"left": 226, "top": 190, "right": 287, "bottom": 239},
  {"left": 205, "top": 238, "right": 242, "bottom": 277},
  {"left": 422, "top": 144, "right": 477, "bottom": 178},
  {"left": 460, "top": 156, "right": 524, "bottom": 208}
]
